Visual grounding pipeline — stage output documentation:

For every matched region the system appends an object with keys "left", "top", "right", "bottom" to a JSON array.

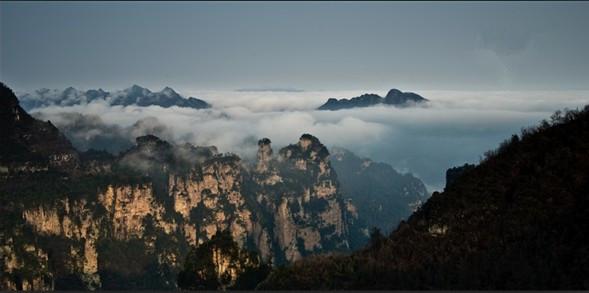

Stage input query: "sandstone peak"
[
  {"left": 277, "top": 133, "right": 330, "bottom": 165},
  {"left": 298, "top": 133, "right": 321, "bottom": 150},
  {"left": 256, "top": 138, "right": 273, "bottom": 173},
  {"left": 258, "top": 138, "right": 272, "bottom": 146}
]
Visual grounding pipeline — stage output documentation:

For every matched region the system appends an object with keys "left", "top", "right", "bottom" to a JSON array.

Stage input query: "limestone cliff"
[
  {"left": 0, "top": 83, "right": 362, "bottom": 290},
  {"left": 0, "top": 134, "right": 360, "bottom": 290},
  {"left": 252, "top": 134, "right": 356, "bottom": 263}
]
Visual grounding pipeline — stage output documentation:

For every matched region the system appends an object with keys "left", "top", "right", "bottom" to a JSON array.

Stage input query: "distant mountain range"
[
  {"left": 318, "top": 88, "right": 428, "bottom": 111},
  {"left": 17, "top": 85, "right": 211, "bottom": 110}
]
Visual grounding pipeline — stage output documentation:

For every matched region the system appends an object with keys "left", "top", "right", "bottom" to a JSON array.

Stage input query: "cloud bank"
[{"left": 31, "top": 89, "right": 589, "bottom": 191}]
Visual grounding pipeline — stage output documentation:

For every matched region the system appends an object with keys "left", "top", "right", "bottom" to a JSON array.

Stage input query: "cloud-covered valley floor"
[{"left": 31, "top": 89, "right": 589, "bottom": 191}]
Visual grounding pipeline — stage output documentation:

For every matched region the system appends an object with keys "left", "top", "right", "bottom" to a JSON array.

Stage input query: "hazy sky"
[
  {"left": 2, "top": 1, "right": 589, "bottom": 91},
  {"left": 3, "top": 1, "right": 589, "bottom": 190}
]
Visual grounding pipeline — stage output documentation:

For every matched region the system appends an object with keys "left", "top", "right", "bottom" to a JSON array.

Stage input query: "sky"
[
  {"left": 1, "top": 1, "right": 589, "bottom": 91},
  {"left": 2, "top": 1, "right": 589, "bottom": 190}
]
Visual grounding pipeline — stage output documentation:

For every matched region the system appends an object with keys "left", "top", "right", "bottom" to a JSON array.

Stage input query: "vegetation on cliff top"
[{"left": 177, "top": 230, "right": 270, "bottom": 290}]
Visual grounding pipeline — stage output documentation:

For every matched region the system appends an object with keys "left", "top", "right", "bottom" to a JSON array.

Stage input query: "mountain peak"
[
  {"left": 258, "top": 137, "right": 272, "bottom": 146},
  {"left": 385, "top": 88, "right": 402, "bottom": 98},
  {"left": 256, "top": 138, "right": 273, "bottom": 172},
  {"left": 384, "top": 89, "right": 427, "bottom": 105},
  {"left": 160, "top": 86, "right": 177, "bottom": 95},
  {"left": 64, "top": 86, "right": 77, "bottom": 93},
  {"left": 0, "top": 82, "right": 35, "bottom": 127},
  {"left": 1, "top": 83, "right": 79, "bottom": 171},
  {"left": 0, "top": 82, "right": 19, "bottom": 109},
  {"left": 317, "top": 89, "right": 428, "bottom": 111},
  {"left": 126, "top": 84, "right": 150, "bottom": 94},
  {"left": 299, "top": 133, "right": 323, "bottom": 150},
  {"left": 19, "top": 85, "right": 211, "bottom": 110}
]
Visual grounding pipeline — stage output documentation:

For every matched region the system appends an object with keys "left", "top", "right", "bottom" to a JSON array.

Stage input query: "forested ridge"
[{"left": 259, "top": 106, "right": 589, "bottom": 290}]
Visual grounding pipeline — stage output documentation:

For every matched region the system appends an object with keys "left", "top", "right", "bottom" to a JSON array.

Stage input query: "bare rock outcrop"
[{"left": 1, "top": 82, "right": 362, "bottom": 290}]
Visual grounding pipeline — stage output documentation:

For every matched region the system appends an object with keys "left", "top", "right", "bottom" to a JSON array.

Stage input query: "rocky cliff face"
[
  {"left": 0, "top": 82, "right": 79, "bottom": 173},
  {"left": 0, "top": 82, "right": 360, "bottom": 290},
  {"left": 252, "top": 135, "right": 356, "bottom": 263},
  {"left": 330, "top": 147, "right": 428, "bottom": 236}
]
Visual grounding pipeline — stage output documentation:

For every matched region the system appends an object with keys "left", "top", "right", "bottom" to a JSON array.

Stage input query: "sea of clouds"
[{"left": 30, "top": 89, "right": 589, "bottom": 191}]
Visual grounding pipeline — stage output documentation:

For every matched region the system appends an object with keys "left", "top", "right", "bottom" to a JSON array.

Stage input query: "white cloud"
[{"left": 32, "top": 89, "right": 589, "bottom": 190}]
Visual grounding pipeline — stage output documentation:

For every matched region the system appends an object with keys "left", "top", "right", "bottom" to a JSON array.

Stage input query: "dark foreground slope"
[
  {"left": 0, "top": 83, "right": 79, "bottom": 171},
  {"left": 259, "top": 106, "right": 589, "bottom": 290}
]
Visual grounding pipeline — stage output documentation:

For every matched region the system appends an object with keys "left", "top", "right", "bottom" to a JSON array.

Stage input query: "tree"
[
  {"left": 368, "top": 227, "right": 385, "bottom": 250},
  {"left": 177, "top": 230, "right": 270, "bottom": 290}
]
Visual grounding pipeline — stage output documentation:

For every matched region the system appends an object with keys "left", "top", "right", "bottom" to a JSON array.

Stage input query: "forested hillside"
[{"left": 259, "top": 106, "right": 589, "bottom": 290}]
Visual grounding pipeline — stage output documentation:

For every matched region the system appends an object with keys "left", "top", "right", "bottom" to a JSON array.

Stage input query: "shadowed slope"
[{"left": 259, "top": 105, "right": 589, "bottom": 290}]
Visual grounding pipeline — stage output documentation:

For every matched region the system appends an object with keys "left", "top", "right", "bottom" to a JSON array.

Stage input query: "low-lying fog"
[{"left": 31, "top": 89, "right": 589, "bottom": 191}]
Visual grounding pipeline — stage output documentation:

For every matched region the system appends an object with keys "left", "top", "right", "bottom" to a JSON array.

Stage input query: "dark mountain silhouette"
[
  {"left": 259, "top": 105, "right": 589, "bottom": 289},
  {"left": 445, "top": 163, "right": 475, "bottom": 189},
  {"left": 330, "top": 147, "right": 428, "bottom": 234},
  {"left": 317, "top": 89, "right": 428, "bottom": 111},
  {"left": 110, "top": 85, "right": 210, "bottom": 109},
  {"left": 0, "top": 82, "right": 80, "bottom": 171},
  {"left": 17, "top": 85, "right": 210, "bottom": 110}
]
